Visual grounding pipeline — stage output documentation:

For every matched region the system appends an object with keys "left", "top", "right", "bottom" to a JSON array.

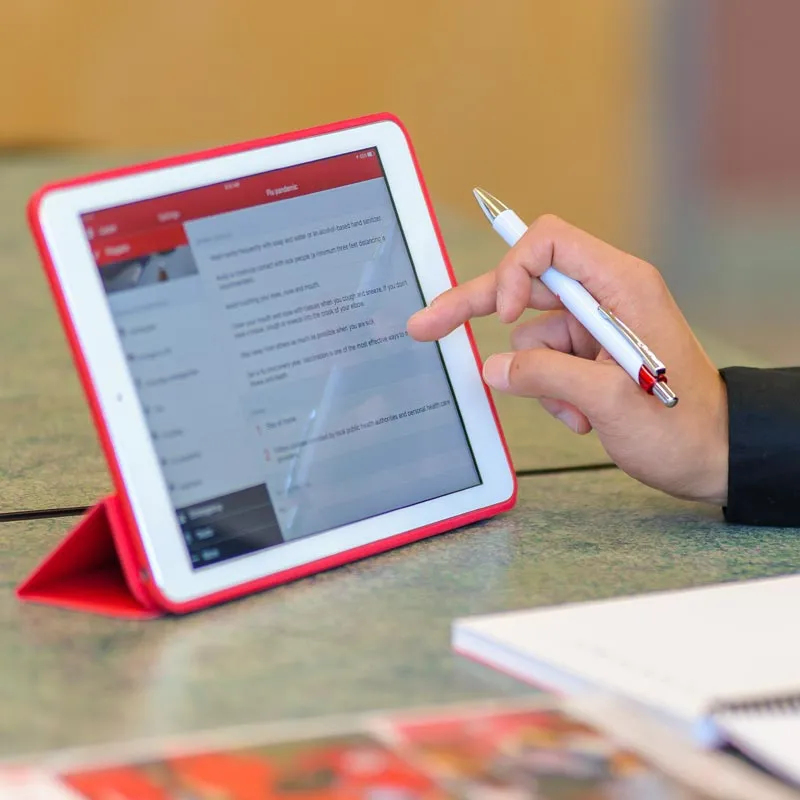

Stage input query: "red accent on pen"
[{"left": 637, "top": 365, "right": 669, "bottom": 393}]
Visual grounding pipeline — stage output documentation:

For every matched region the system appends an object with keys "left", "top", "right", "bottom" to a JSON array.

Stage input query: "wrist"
[{"left": 699, "top": 373, "right": 730, "bottom": 507}]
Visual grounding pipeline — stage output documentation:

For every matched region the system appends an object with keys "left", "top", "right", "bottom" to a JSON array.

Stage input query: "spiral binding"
[{"left": 713, "top": 694, "right": 800, "bottom": 715}]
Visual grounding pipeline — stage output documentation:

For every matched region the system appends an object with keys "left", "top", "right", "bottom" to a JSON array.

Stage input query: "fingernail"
[
  {"left": 483, "top": 353, "right": 513, "bottom": 390},
  {"left": 555, "top": 409, "right": 581, "bottom": 433},
  {"left": 428, "top": 294, "right": 441, "bottom": 307}
]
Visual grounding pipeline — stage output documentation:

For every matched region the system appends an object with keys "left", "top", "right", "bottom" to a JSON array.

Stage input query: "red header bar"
[
  {"left": 84, "top": 149, "right": 382, "bottom": 267},
  {"left": 91, "top": 224, "right": 189, "bottom": 265}
]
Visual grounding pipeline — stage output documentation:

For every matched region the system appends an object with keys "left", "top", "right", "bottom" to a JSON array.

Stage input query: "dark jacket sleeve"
[{"left": 719, "top": 366, "right": 800, "bottom": 526}]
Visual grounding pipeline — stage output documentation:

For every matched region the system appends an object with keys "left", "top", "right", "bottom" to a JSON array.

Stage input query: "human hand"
[{"left": 408, "top": 214, "right": 729, "bottom": 506}]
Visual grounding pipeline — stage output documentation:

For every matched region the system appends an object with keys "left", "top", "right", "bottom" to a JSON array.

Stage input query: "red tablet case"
[{"left": 16, "top": 112, "right": 517, "bottom": 618}]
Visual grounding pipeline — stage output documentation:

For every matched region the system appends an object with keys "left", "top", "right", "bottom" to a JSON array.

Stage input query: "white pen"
[{"left": 473, "top": 187, "right": 678, "bottom": 408}]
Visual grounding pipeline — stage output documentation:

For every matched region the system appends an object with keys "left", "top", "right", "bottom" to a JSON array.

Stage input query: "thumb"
[{"left": 482, "top": 348, "right": 632, "bottom": 424}]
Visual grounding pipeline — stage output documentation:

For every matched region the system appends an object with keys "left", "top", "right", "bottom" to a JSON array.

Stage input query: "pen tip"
[{"left": 472, "top": 187, "right": 507, "bottom": 223}]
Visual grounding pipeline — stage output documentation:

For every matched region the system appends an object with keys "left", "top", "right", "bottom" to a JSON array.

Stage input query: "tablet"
[{"left": 28, "top": 113, "right": 516, "bottom": 613}]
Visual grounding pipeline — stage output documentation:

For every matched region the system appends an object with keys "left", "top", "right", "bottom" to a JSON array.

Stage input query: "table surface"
[
  {"left": 3, "top": 469, "right": 800, "bottom": 758},
  {"left": 1, "top": 155, "right": 796, "bottom": 793}
]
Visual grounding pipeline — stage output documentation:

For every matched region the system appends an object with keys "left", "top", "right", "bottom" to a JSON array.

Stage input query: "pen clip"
[{"left": 597, "top": 306, "right": 666, "bottom": 376}]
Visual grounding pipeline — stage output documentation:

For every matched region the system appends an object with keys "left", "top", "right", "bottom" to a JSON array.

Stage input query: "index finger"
[
  {"left": 406, "top": 271, "right": 498, "bottom": 341},
  {"left": 495, "top": 214, "right": 648, "bottom": 322},
  {"left": 407, "top": 258, "right": 563, "bottom": 341}
]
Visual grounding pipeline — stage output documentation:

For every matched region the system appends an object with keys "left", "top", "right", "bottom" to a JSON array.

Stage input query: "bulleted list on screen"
[{"left": 176, "top": 485, "right": 283, "bottom": 568}]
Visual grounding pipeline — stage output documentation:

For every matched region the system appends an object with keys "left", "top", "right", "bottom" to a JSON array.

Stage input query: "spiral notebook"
[{"left": 452, "top": 574, "right": 800, "bottom": 786}]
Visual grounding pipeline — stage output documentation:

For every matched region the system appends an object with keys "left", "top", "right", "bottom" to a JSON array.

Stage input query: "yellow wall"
[{"left": 0, "top": 0, "right": 649, "bottom": 242}]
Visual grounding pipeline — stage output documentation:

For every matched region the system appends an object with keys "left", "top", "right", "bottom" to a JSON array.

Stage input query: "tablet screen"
[{"left": 81, "top": 149, "right": 481, "bottom": 569}]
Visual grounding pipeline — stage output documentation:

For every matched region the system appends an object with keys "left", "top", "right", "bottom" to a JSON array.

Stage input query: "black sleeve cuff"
[{"left": 720, "top": 366, "right": 800, "bottom": 527}]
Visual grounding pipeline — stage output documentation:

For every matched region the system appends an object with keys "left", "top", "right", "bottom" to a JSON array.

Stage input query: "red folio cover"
[
  {"left": 16, "top": 497, "right": 161, "bottom": 619},
  {"left": 17, "top": 112, "right": 517, "bottom": 618}
]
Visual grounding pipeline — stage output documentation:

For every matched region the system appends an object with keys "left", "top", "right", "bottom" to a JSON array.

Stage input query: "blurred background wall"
[
  {"left": 0, "top": 0, "right": 651, "bottom": 246},
  {"left": 652, "top": 0, "right": 800, "bottom": 363},
  {"left": 2, "top": 0, "right": 798, "bottom": 363}
]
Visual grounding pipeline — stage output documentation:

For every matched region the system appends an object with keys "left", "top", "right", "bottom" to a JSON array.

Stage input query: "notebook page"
[
  {"left": 0, "top": 769, "right": 83, "bottom": 799},
  {"left": 454, "top": 574, "right": 800, "bottom": 727},
  {"left": 715, "top": 714, "right": 800, "bottom": 787}
]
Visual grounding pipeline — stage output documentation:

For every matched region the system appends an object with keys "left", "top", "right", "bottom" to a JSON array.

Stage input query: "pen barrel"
[
  {"left": 493, "top": 209, "right": 529, "bottom": 247},
  {"left": 492, "top": 210, "right": 644, "bottom": 379},
  {"left": 539, "top": 269, "right": 643, "bottom": 379}
]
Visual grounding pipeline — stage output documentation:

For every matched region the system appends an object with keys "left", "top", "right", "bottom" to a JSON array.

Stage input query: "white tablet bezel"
[{"left": 35, "top": 118, "right": 515, "bottom": 605}]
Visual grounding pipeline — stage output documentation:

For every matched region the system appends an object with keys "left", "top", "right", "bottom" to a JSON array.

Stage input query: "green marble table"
[
  {"left": 3, "top": 469, "right": 799, "bottom": 757},
  {"left": 0, "top": 154, "right": 770, "bottom": 513},
  {"left": 0, "top": 155, "right": 795, "bottom": 790}
]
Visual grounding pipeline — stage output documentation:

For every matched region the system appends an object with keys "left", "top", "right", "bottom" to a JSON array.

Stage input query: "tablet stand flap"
[{"left": 16, "top": 496, "right": 161, "bottom": 619}]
